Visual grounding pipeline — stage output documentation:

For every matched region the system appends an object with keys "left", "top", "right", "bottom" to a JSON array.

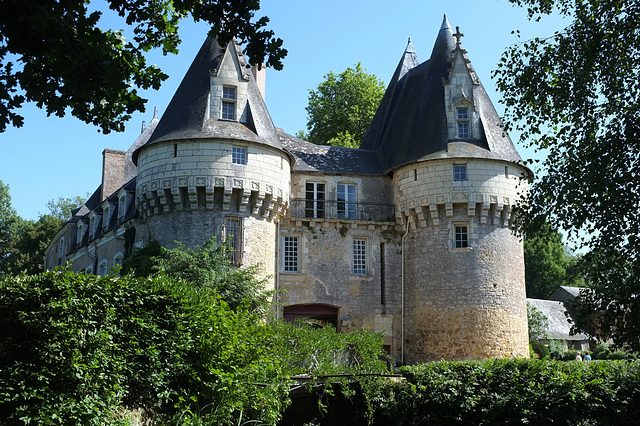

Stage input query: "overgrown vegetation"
[{"left": 0, "top": 267, "right": 389, "bottom": 424}]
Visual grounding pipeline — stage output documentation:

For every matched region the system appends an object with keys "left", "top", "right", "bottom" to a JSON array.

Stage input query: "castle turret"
[
  {"left": 132, "top": 37, "right": 291, "bottom": 286},
  {"left": 364, "top": 15, "right": 530, "bottom": 362}
]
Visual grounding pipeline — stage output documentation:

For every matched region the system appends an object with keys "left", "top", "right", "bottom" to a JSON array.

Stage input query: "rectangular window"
[
  {"left": 337, "top": 183, "right": 357, "bottom": 219},
  {"left": 353, "top": 238, "right": 367, "bottom": 275},
  {"left": 457, "top": 107, "right": 469, "bottom": 120},
  {"left": 232, "top": 146, "right": 247, "bottom": 165},
  {"left": 225, "top": 216, "right": 243, "bottom": 265},
  {"left": 221, "top": 87, "right": 236, "bottom": 120},
  {"left": 305, "top": 182, "right": 325, "bottom": 218},
  {"left": 454, "top": 224, "right": 469, "bottom": 248},
  {"left": 283, "top": 236, "right": 299, "bottom": 272},
  {"left": 453, "top": 164, "right": 467, "bottom": 181},
  {"left": 457, "top": 107, "right": 470, "bottom": 138}
]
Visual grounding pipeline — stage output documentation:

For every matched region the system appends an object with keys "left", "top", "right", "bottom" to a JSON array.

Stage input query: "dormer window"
[
  {"left": 103, "top": 206, "right": 110, "bottom": 230},
  {"left": 77, "top": 222, "right": 84, "bottom": 244},
  {"left": 118, "top": 194, "right": 126, "bottom": 218},
  {"left": 456, "top": 107, "right": 470, "bottom": 138},
  {"left": 221, "top": 86, "right": 236, "bottom": 120},
  {"left": 89, "top": 215, "right": 95, "bottom": 237}
]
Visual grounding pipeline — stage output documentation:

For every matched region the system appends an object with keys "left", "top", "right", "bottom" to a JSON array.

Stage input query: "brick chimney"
[
  {"left": 101, "top": 149, "right": 126, "bottom": 201},
  {"left": 250, "top": 65, "right": 266, "bottom": 100}
]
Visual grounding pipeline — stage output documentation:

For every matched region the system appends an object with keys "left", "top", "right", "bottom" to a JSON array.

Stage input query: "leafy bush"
[
  {"left": 530, "top": 340, "right": 550, "bottom": 359},
  {"left": 0, "top": 269, "right": 289, "bottom": 425},
  {"left": 122, "top": 238, "right": 271, "bottom": 313},
  {"left": 367, "top": 359, "right": 640, "bottom": 425}
]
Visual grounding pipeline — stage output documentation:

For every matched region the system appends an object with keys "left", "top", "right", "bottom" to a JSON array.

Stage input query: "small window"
[
  {"left": 114, "top": 252, "right": 124, "bottom": 268},
  {"left": 453, "top": 164, "right": 467, "bottom": 181},
  {"left": 454, "top": 224, "right": 469, "bottom": 248},
  {"left": 103, "top": 207, "right": 110, "bottom": 230},
  {"left": 77, "top": 222, "right": 84, "bottom": 244},
  {"left": 353, "top": 238, "right": 367, "bottom": 275},
  {"left": 89, "top": 216, "right": 95, "bottom": 236},
  {"left": 225, "top": 216, "right": 243, "bottom": 265},
  {"left": 232, "top": 146, "right": 247, "bottom": 165},
  {"left": 221, "top": 87, "right": 236, "bottom": 120},
  {"left": 118, "top": 195, "right": 127, "bottom": 218},
  {"left": 337, "top": 183, "right": 357, "bottom": 220},
  {"left": 305, "top": 182, "right": 325, "bottom": 219},
  {"left": 457, "top": 107, "right": 470, "bottom": 138},
  {"left": 283, "top": 236, "right": 299, "bottom": 273},
  {"left": 98, "top": 259, "right": 108, "bottom": 276}
]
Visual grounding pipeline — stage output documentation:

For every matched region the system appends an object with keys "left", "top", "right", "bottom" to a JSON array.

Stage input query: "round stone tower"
[
  {"left": 361, "top": 16, "right": 530, "bottom": 362},
  {"left": 133, "top": 38, "right": 290, "bottom": 286}
]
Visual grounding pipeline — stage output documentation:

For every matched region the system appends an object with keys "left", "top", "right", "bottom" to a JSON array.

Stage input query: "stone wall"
[{"left": 395, "top": 158, "right": 529, "bottom": 362}]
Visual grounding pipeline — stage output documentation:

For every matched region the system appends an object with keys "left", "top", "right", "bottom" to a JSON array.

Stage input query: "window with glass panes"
[
  {"left": 225, "top": 216, "right": 243, "bottom": 265},
  {"left": 453, "top": 164, "right": 467, "bottom": 181},
  {"left": 457, "top": 107, "right": 470, "bottom": 138},
  {"left": 454, "top": 224, "right": 469, "bottom": 248},
  {"left": 221, "top": 87, "right": 236, "bottom": 120},
  {"left": 283, "top": 236, "right": 299, "bottom": 272},
  {"left": 305, "top": 182, "right": 325, "bottom": 218},
  {"left": 337, "top": 183, "right": 357, "bottom": 219},
  {"left": 353, "top": 238, "right": 367, "bottom": 275},
  {"left": 232, "top": 146, "right": 247, "bottom": 164}
]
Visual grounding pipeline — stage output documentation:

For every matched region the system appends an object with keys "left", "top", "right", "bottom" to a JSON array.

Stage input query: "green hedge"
[
  {"left": 0, "top": 269, "right": 290, "bottom": 424},
  {"left": 365, "top": 359, "right": 640, "bottom": 425}
]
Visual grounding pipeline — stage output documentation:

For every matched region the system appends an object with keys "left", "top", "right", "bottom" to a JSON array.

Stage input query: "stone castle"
[{"left": 45, "top": 16, "right": 531, "bottom": 363}]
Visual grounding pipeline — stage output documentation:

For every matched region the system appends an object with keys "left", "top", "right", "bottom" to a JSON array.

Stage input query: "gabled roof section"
[
  {"left": 133, "top": 36, "right": 281, "bottom": 164},
  {"left": 527, "top": 298, "right": 589, "bottom": 341},
  {"left": 361, "top": 15, "right": 524, "bottom": 173},
  {"left": 279, "top": 131, "right": 384, "bottom": 176}
]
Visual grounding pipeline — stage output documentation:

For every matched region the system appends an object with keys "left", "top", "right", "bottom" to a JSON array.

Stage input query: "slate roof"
[
  {"left": 360, "top": 15, "right": 524, "bottom": 174},
  {"left": 132, "top": 37, "right": 281, "bottom": 164},
  {"left": 527, "top": 298, "right": 589, "bottom": 341},
  {"left": 279, "top": 131, "right": 384, "bottom": 176}
]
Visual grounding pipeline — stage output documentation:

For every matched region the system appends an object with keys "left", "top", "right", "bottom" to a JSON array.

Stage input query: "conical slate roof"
[
  {"left": 361, "top": 15, "right": 523, "bottom": 173},
  {"left": 132, "top": 37, "right": 281, "bottom": 164}
]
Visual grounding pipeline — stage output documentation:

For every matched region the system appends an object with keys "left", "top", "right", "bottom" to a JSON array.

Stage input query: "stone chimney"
[
  {"left": 101, "top": 149, "right": 126, "bottom": 201},
  {"left": 250, "top": 65, "right": 266, "bottom": 100}
]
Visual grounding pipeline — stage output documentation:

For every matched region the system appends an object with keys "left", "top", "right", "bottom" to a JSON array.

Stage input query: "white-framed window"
[
  {"left": 98, "top": 259, "right": 108, "bottom": 276},
  {"left": 221, "top": 86, "right": 236, "bottom": 120},
  {"left": 353, "top": 238, "right": 367, "bottom": 275},
  {"left": 225, "top": 216, "right": 243, "bottom": 265},
  {"left": 89, "top": 215, "right": 96, "bottom": 237},
  {"left": 453, "top": 164, "right": 467, "bottom": 181},
  {"left": 337, "top": 183, "right": 357, "bottom": 220},
  {"left": 454, "top": 223, "right": 469, "bottom": 248},
  {"left": 85, "top": 266, "right": 93, "bottom": 275},
  {"left": 232, "top": 146, "right": 247, "bottom": 165},
  {"left": 282, "top": 235, "right": 299, "bottom": 273},
  {"left": 118, "top": 194, "right": 127, "bottom": 218},
  {"left": 457, "top": 106, "right": 470, "bottom": 138},
  {"left": 305, "top": 182, "right": 325, "bottom": 219}
]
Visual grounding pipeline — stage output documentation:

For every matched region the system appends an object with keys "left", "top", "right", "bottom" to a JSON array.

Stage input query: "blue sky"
[{"left": 0, "top": 0, "right": 566, "bottom": 221}]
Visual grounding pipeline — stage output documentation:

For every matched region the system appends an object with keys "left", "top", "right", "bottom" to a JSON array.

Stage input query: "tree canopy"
[
  {"left": 0, "top": 0, "right": 286, "bottom": 133},
  {"left": 300, "top": 63, "right": 385, "bottom": 148},
  {"left": 495, "top": 0, "right": 640, "bottom": 349},
  {"left": 524, "top": 224, "right": 584, "bottom": 299}
]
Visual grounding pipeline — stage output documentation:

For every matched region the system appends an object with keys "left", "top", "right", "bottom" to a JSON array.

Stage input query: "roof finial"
[
  {"left": 454, "top": 26, "right": 464, "bottom": 46},
  {"left": 153, "top": 106, "right": 158, "bottom": 119},
  {"left": 408, "top": 36, "right": 412, "bottom": 44}
]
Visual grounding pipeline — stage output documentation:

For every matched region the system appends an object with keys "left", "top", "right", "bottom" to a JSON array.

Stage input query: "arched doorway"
[{"left": 283, "top": 304, "right": 339, "bottom": 329}]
